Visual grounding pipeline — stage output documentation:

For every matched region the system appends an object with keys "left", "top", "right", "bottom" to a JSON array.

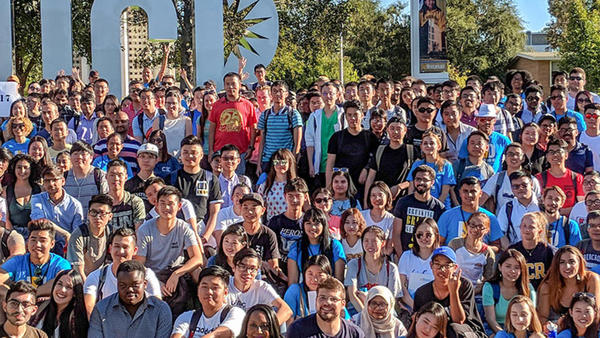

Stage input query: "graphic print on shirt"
[
  {"left": 405, "top": 207, "right": 435, "bottom": 238},
  {"left": 219, "top": 109, "right": 242, "bottom": 132}
]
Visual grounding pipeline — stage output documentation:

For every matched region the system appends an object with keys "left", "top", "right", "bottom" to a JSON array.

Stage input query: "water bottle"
[{"left": 547, "top": 322, "right": 558, "bottom": 338}]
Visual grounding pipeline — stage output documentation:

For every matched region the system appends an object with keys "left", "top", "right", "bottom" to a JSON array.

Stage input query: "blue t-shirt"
[
  {"left": 557, "top": 328, "right": 600, "bottom": 338},
  {"left": 459, "top": 131, "right": 511, "bottom": 172},
  {"left": 437, "top": 206, "right": 503, "bottom": 244},
  {"left": 2, "top": 138, "right": 30, "bottom": 155},
  {"left": 566, "top": 142, "right": 594, "bottom": 174},
  {"left": 331, "top": 199, "right": 362, "bottom": 216},
  {"left": 92, "top": 155, "right": 134, "bottom": 179},
  {"left": 548, "top": 109, "right": 587, "bottom": 133},
  {"left": 284, "top": 283, "right": 350, "bottom": 319},
  {"left": 1, "top": 253, "right": 71, "bottom": 285},
  {"left": 257, "top": 107, "right": 303, "bottom": 163},
  {"left": 407, "top": 160, "right": 456, "bottom": 209},
  {"left": 154, "top": 156, "right": 182, "bottom": 179},
  {"left": 287, "top": 239, "right": 346, "bottom": 274},
  {"left": 547, "top": 217, "right": 582, "bottom": 248}
]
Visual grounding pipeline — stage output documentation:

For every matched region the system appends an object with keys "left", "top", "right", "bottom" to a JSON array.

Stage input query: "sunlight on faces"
[
  {"left": 345, "top": 107, "right": 363, "bottom": 130},
  {"left": 241, "top": 200, "right": 265, "bottom": 223},
  {"left": 415, "top": 312, "right": 442, "bottom": 338},
  {"left": 430, "top": 255, "right": 457, "bottom": 283},
  {"left": 222, "top": 234, "right": 245, "bottom": 258},
  {"left": 140, "top": 92, "right": 156, "bottom": 111},
  {"left": 234, "top": 257, "right": 260, "bottom": 288},
  {"left": 543, "top": 189, "right": 564, "bottom": 214},
  {"left": 56, "top": 154, "right": 71, "bottom": 172},
  {"left": 107, "top": 136, "right": 124, "bottom": 158},
  {"left": 110, "top": 235, "right": 137, "bottom": 264},
  {"left": 369, "top": 187, "right": 387, "bottom": 209},
  {"left": 420, "top": 135, "right": 440, "bottom": 157},
  {"left": 509, "top": 302, "right": 532, "bottom": 332},
  {"left": 362, "top": 231, "right": 384, "bottom": 256},
  {"left": 476, "top": 116, "right": 496, "bottom": 135},
  {"left": 343, "top": 215, "right": 360, "bottom": 237},
  {"left": 137, "top": 152, "right": 158, "bottom": 172},
  {"left": 387, "top": 122, "right": 406, "bottom": 142},
  {"left": 28, "top": 141, "right": 45, "bottom": 162},
  {"left": 520, "top": 215, "right": 542, "bottom": 242},
  {"left": 15, "top": 160, "right": 31, "bottom": 181},
  {"left": 70, "top": 150, "right": 92, "bottom": 170},
  {"left": 285, "top": 191, "right": 306, "bottom": 210},
  {"left": 42, "top": 174, "right": 64, "bottom": 196},
  {"left": 465, "top": 214, "right": 489, "bottom": 240},
  {"left": 165, "top": 97, "right": 180, "bottom": 115},
  {"left": 332, "top": 175, "right": 349, "bottom": 196},
  {"left": 11, "top": 101, "right": 26, "bottom": 119},
  {"left": 500, "top": 257, "right": 521, "bottom": 283},
  {"left": 52, "top": 274, "right": 74, "bottom": 308},
  {"left": 28, "top": 230, "right": 54, "bottom": 261},
  {"left": 157, "top": 194, "right": 182, "bottom": 220},
  {"left": 88, "top": 203, "right": 113, "bottom": 229},
  {"left": 224, "top": 76, "right": 241, "bottom": 99},
  {"left": 314, "top": 193, "right": 333, "bottom": 213},
  {"left": 220, "top": 150, "right": 240, "bottom": 173},
  {"left": 370, "top": 116, "right": 385, "bottom": 135},
  {"left": 198, "top": 275, "right": 228, "bottom": 309},
  {"left": 570, "top": 300, "right": 595, "bottom": 331},
  {"left": 107, "top": 165, "right": 127, "bottom": 191},
  {"left": 505, "top": 147, "right": 524, "bottom": 169},
  {"left": 181, "top": 144, "right": 203, "bottom": 168},
  {"left": 117, "top": 270, "right": 146, "bottom": 306},
  {"left": 467, "top": 135, "right": 488, "bottom": 158},
  {"left": 304, "top": 265, "right": 328, "bottom": 291},
  {"left": 367, "top": 295, "right": 389, "bottom": 320},
  {"left": 304, "top": 219, "right": 324, "bottom": 241},
  {"left": 247, "top": 311, "right": 271, "bottom": 338},
  {"left": 558, "top": 251, "right": 580, "bottom": 279},
  {"left": 442, "top": 105, "right": 460, "bottom": 128},
  {"left": 3, "top": 292, "right": 37, "bottom": 326},
  {"left": 415, "top": 223, "right": 435, "bottom": 249},
  {"left": 316, "top": 288, "right": 345, "bottom": 322},
  {"left": 309, "top": 96, "right": 324, "bottom": 113},
  {"left": 511, "top": 176, "right": 532, "bottom": 201},
  {"left": 321, "top": 85, "right": 337, "bottom": 107},
  {"left": 271, "top": 85, "right": 288, "bottom": 106},
  {"left": 414, "top": 171, "right": 434, "bottom": 195}
]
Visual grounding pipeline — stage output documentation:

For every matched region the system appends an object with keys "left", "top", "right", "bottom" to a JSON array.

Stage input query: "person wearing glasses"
[
  {"left": 239, "top": 304, "right": 283, "bottom": 338},
  {"left": 413, "top": 246, "right": 486, "bottom": 338},
  {"left": 66, "top": 194, "right": 113, "bottom": 278},
  {"left": 0, "top": 281, "right": 47, "bottom": 337},
  {"left": 257, "top": 148, "right": 298, "bottom": 221},
  {"left": 557, "top": 292, "right": 600, "bottom": 338},
  {"left": 217, "top": 144, "right": 252, "bottom": 209},
  {"left": 566, "top": 67, "right": 600, "bottom": 111},
  {"left": 0, "top": 219, "right": 71, "bottom": 298},
  {"left": 574, "top": 91, "right": 594, "bottom": 114},
  {"left": 557, "top": 116, "right": 594, "bottom": 175},
  {"left": 3, "top": 117, "right": 33, "bottom": 156},
  {"left": 580, "top": 211, "right": 600, "bottom": 270},
  {"left": 171, "top": 266, "right": 245, "bottom": 338},
  {"left": 518, "top": 85, "right": 547, "bottom": 124},
  {"left": 351, "top": 286, "right": 407, "bottom": 337},
  {"left": 545, "top": 84, "right": 586, "bottom": 133},
  {"left": 132, "top": 89, "right": 161, "bottom": 144},
  {"left": 537, "top": 246, "right": 600, "bottom": 329},
  {"left": 405, "top": 97, "right": 448, "bottom": 158},
  {"left": 226, "top": 248, "right": 292, "bottom": 325},
  {"left": 580, "top": 103, "right": 600, "bottom": 172},
  {"left": 288, "top": 276, "right": 364, "bottom": 338}
]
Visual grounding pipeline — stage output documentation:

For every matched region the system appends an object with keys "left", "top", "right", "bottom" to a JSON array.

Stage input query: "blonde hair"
[
  {"left": 421, "top": 130, "right": 446, "bottom": 172},
  {"left": 6, "top": 117, "right": 34, "bottom": 140},
  {"left": 522, "top": 211, "right": 548, "bottom": 244}
]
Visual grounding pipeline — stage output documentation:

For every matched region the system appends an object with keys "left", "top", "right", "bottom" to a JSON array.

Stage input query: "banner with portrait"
[{"left": 418, "top": 0, "right": 448, "bottom": 73}]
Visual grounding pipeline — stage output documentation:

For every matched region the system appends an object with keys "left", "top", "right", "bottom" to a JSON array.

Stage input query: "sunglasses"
[
  {"left": 12, "top": 124, "right": 25, "bottom": 130},
  {"left": 418, "top": 107, "right": 436, "bottom": 114},
  {"left": 333, "top": 167, "right": 349, "bottom": 173},
  {"left": 586, "top": 113, "right": 599, "bottom": 119},
  {"left": 415, "top": 232, "right": 433, "bottom": 240},
  {"left": 314, "top": 197, "right": 331, "bottom": 204},
  {"left": 577, "top": 98, "right": 592, "bottom": 103},
  {"left": 570, "top": 76, "right": 583, "bottom": 81},
  {"left": 526, "top": 96, "right": 540, "bottom": 102},
  {"left": 272, "top": 159, "right": 288, "bottom": 166}
]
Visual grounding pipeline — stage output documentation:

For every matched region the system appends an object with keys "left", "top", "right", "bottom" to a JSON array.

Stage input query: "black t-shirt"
[
  {"left": 287, "top": 314, "right": 365, "bottom": 338},
  {"left": 236, "top": 222, "right": 281, "bottom": 262},
  {"left": 328, "top": 129, "right": 379, "bottom": 186},
  {"left": 124, "top": 174, "right": 152, "bottom": 213},
  {"left": 267, "top": 213, "right": 303, "bottom": 271},
  {"left": 404, "top": 125, "right": 448, "bottom": 157},
  {"left": 509, "top": 241, "right": 556, "bottom": 289},
  {"left": 171, "top": 169, "right": 222, "bottom": 222},
  {"left": 414, "top": 277, "right": 485, "bottom": 336},
  {"left": 392, "top": 194, "right": 445, "bottom": 252},
  {"left": 369, "top": 144, "right": 419, "bottom": 188}
]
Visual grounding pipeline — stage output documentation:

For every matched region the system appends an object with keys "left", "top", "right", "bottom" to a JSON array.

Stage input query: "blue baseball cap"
[{"left": 431, "top": 246, "right": 457, "bottom": 264}]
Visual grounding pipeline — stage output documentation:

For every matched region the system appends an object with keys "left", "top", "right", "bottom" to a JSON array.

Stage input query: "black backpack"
[
  {"left": 187, "top": 305, "right": 232, "bottom": 338},
  {"left": 1, "top": 229, "right": 12, "bottom": 259}
]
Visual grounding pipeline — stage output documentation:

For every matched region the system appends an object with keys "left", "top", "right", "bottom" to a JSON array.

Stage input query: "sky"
[{"left": 380, "top": 0, "right": 551, "bottom": 32}]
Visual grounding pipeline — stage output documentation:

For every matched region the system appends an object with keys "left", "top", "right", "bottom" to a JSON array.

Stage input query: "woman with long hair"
[
  {"left": 340, "top": 208, "right": 367, "bottom": 261},
  {"left": 257, "top": 148, "right": 297, "bottom": 221},
  {"left": 407, "top": 131, "right": 456, "bottom": 208},
  {"left": 149, "top": 129, "right": 181, "bottom": 178},
  {"left": 312, "top": 187, "right": 341, "bottom": 240},
  {"left": 329, "top": 170, "right": 361, "bottom": 216},
  {"left": 151, "top": 91, "right": 192, "bottom": 157},
  {"left": 519, "top": 123, "right": 547, "bottom": 175},
  {"left": 287, "top": 208, "right": 346, "bottom": 286},
  {"left": 3, "top": 154, "right": 41, "bottom": 236},
  {"left": 405, "top": 301, "right": 448, "bottom": 338},
  {"left": 207, "top": 223, "right": 248, "bottom": 275},
  {"left": 30, "top": 269, "right": 89, "bottom": 337},
  {"left": 101, "top": 94, "right": 120, "bottom": 117},
  {"left": 538, "top": 245, "right": 600, "bottom": 328},
  {"left": 198, "top": 90, "right": 218, "bottom": 155},
  {"left": 361, "top": 181, "right": 395, "bottom": 255},
  {"left": 238, "top": 304, "right": 283, "bottom": 338},
  {"left": 537, "top": 115, "right": 558, "bottom": 152},
  {"left": 351, "top": 286, "right": 407, "bottom": 338},
  {"left": 505, "top": 70, "right": 532, "bottom": 97},
  {"left": 482, "top": 249, "right": 536, "bottom": 335},
  {"left": 495, "top": 296, "right": 544, "bottom": 338},
  {"left": 557, "top": 292, "right": 600, "bottom": 338},
  {"left": 27, "top": 135, "right": 52, "bottom": 169},
  {"left": 398, "top": 218, "right": 439, "bottom": 309},
  {"left": 574, "top": 91, "right": 594, "bottom": 114},
  {"left": 345, "top": 226, "right": 401, "bottom": 313}
]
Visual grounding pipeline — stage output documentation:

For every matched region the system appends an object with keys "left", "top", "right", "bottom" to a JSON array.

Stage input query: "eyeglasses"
[
  {"left": 432, "top": 262, "right": 456, "bottom": 271},
  {"left": 467, "top": 223, "right": 487, "bottom": 231},
  {"left": 314, "top": 197, "right": 331, "bottom": 204},
  {"left": 570, "top": 76, "right": 584, "bottom": 81},
  {"left": 333, "top": 167, "right": 349, "bottom": 173},
  {"left": 236, "top": 263, "right": 259, "bottom": 274},
  {"left": 418, "top": 107, "right": 436, "bottom": 114},
  {"left": 414, "top": 177, "right": 432, "bottom": 183},
  {"left": 6, "top": 300, "right": 35, "bottom": 311},
  {"left": 577, "top": 98, "right": 592, "bottom": 103},
  {"left": 415, "top": 232, "right": 433, "bottom": 240},
  {"left": 272, "top": 159, "right": 288, "bottom": 166},
  {"left": 222, "top": 155, "right": 239, "bottom": 162},
  {"left": 558, "top": 127, "right": 577, "bottom": 134},
  {"left": 586, "top": 199, "right": 600, "bottom": 207},
  {"left": 588, "top": 222, "right": 600, "bottom": 230},
  {"left": 547, "top": 149, "right": 565, "bottom": 156},
  {"left": 249, "top": 323, "right": 271, "bottom": 332},
  {"left": 586, "top": 113, "right": 599, "bottom": 119},
  {"left": 89, "top": 209, "right": 111, "bottom": 218},
  {"left": 526, "top": 96, "right": 540, "bottom": 102},
  {"left": 368, "top": 300, "right": 388, "bottom": 309},
  {"left": 511, "top": 183, "right": 530, "bottom": 190},
  {"left": 317, "top": 295, "right": 343, "bottom": 304},
  {"left": 505, "top": 151, "right": 523, "bottom": 158},
  {"left": 149, "top": 138, "right": 163, "bottom": 144},
  {"left": 550, "top": 95, "right": 565, "bottom": 101}
]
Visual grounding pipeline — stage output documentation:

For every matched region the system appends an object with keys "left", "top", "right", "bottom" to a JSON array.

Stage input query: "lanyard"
[{"left": 28, "top": 259, "right": 49, "bottom": 287}]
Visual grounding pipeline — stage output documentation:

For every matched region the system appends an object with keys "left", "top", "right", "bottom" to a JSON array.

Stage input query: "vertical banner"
[{"left": 411, "top": 0, "right": 449, "bottom": 82}]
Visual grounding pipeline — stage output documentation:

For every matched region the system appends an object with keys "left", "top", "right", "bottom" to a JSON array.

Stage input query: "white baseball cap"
[{"left": 475, "top": 104, "right": 498, "bottom": 118}]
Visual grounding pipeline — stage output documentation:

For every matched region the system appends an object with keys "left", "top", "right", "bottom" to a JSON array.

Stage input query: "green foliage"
[
  {"left": 13, "top": 0, "right": 42, "bottom": 87},
  {"left": 547, "top": 0, "right": 600, "bottom": 91}
]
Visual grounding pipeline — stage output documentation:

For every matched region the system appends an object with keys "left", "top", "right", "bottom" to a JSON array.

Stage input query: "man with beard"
[
  {"left": 557, "top": 116, "right": 594, "bottom": 174},
  {"left": 0, "top": 281, "right": 46, "bottom": 337},
  {"left": 541, "top": 186, "right": 582, "bottom": 248},
  {"left": 287, "top": 276, "right": 364, "bottom": 338},
  {"left": 88, "top": 260, "right": 172, "bottom": 338},
  {"left": 392, "top": 165, "right": 445, "bottom": 256},
  {"left": 94, "top": 111, "right": 141, "bottom": 173}
]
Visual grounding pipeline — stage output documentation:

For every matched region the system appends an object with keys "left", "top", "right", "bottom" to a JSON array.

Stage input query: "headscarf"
[{"left": 359, "top": 286, "right": 398, "bottom": 338}]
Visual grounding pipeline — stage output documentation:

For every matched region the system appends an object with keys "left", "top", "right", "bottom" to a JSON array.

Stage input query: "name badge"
[{"left": 195, "top": 180, "right": 208, "bottom": 197}]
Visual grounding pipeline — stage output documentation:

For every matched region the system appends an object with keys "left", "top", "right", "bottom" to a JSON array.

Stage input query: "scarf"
[{"left": 359, "top": 286, "right": 397, "bottom": 338}]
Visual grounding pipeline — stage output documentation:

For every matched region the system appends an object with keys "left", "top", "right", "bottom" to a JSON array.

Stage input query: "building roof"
[{"left": 515, "top": 51, "right": 560, "bottom": 61}]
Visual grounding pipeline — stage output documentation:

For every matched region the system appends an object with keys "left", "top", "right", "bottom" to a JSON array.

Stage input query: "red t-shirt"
[
  {"left": 208, "top": 97, "right": 257, "bottom": 153},
  {"left": 536, "top": 169, "right": 584, "bottom": 208}
]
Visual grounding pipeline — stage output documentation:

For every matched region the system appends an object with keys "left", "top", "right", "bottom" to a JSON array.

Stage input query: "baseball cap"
[
  {"left": 431, "top": 246, "right": 457, "bottom": 264},
  {"left": 210, "top": 150, "right": 221, "bottom": 161},
  {"left": 6, "top": 75, "right": 19, "bottom": 84},
  {"left": 239, "top": 192, "right": 265, "bottom": 207},
  {"left": 137, "top": 143, "right": 159, "bottom": 157},
  {"left": 475, "top": 104, "right": 497, "bottom": 118}
]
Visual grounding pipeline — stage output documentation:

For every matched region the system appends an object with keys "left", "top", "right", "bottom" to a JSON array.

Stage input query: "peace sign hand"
[{"left": 448, "top": 267, "right": 462, "bottom": 294}]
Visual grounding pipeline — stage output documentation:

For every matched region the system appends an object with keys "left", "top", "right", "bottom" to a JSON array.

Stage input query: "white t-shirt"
[
  {"left": 497, "top": 197, "right": 541, "bottom": 244},
  {"left": 226, "top": 277, "right": 279, "bottom": 311},
  {"left": 454, "top": 246, "right": 488, "bottom": 286},
  {"left": 570, "top": 201, "right": 588, "bottom": 229},
  {"left": 482, "top": 171, "right": 541, "bottom": 214},
  {"left": 342, "top": 238, "right": 363, "bottom": 261},
  {"left": 397, "top": 250, "right": 434, "bottom": 297},
  {"left": 360, "top": 210, "right": 394, "bottom": 239},
  {"left": 83, "top": 263, "right": 162, "bottom": 300},
  {"left": 148, "top": 198, "right": 197, "bottom": 222},
  {"left": 171, "top": 304, "right": 246, "bottom": 338},
  {"left": 580, "top": 132, "right": 600, "bottom": 172},
  {"left": 215, "top": 206, "right": 244, "bottom": 231}
]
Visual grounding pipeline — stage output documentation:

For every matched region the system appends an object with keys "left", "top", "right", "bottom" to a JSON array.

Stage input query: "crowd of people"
[{"left": 1, "top": 59, "right": 600, "bottom": 338}]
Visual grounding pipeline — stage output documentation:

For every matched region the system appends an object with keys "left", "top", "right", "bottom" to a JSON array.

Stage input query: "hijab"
[{"left": 359, "top": 286, "right": 402, "bottom": 338}]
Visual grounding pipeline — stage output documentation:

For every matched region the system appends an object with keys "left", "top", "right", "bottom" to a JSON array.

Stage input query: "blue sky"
[{"left": 381, "top": 0, "right": 551, "bottom": 32}]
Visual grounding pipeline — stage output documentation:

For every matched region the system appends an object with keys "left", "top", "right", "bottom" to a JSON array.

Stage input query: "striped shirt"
[
  {"left": 93, "top": 135, "right": 141, "bottom": 173},
  {"left": 257, "top": 106, "right": 302, "bottom": 163}
]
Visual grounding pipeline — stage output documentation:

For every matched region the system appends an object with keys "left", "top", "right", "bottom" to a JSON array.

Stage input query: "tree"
[
  {"left": 13, "top": 0, "right": 42, "bottom": 88},
  {"left": 547, "top": 0, "right": 600, "bottom": 91}
]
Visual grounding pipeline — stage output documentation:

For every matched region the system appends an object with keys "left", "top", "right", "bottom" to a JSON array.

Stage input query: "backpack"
[
  {"left": 357, "top": 257, "right": 390, "bottom": 290},
  {"left": 95, "top": 264, "right": 110, "bottom": 301},
  {"left": 187, "top": 305, "right": 232, "bottom": 338},
  {"left": 64, "top": 167, "right": 104, "bottom": 193},
  {"left": 506, "top": 201, "right": 570, "bottom": 246},
  {"left": 483, "top": 171, "right": 506, "bottom": 212},
  {"left": 374, "top": 144, "right": 415, "bottom": 184},
  {"left": 78, "top": 223, "right": 111, "bottom": 258},
  {"left": 1, "top": 229, "right": 12, "bottom": 259},
  {"left": 540, "top": 170, "right": 578, "bottom": 196},
  {"left": 72, "top": 113, "right": 82, "bottom": 133},
  {"left": 137, "top": 109, "right": 166, "bottom": 141},
  {"left": 261, "top": 106, "right": 295, "bottom": 159}
]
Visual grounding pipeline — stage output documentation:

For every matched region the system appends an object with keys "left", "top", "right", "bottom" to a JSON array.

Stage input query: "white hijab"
[{"left": 359, "top": 286, "right": 399, "bottom": 338}]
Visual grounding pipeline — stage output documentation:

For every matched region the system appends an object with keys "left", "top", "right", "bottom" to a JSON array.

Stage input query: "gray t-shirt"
[
  {"left": 66, "top": 224, "right": 109, "bottom": 275},
  {"left": 136, "top": 218, "right": 198, "bottom": 272},
  {"left": 64, "top": 168, "right": 109, "bottom": 216},
  {"left": 343, "top": 257, "right": 402, "bottom": 298}
]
